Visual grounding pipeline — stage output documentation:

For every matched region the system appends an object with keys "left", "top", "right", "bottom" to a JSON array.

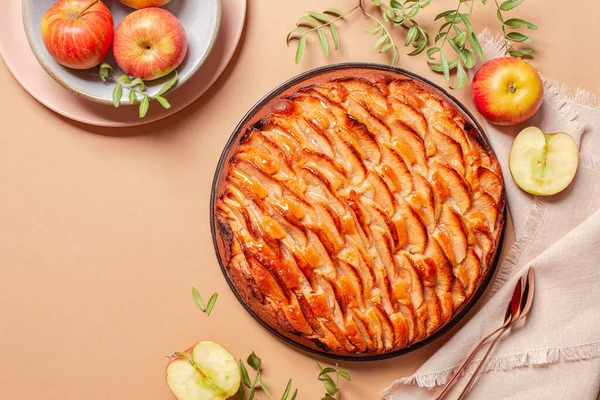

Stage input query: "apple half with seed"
[
  {"left": 166, "top": 341, "right": 241, "bottom": 400},
  {"left": 509, "top": 126, "right": 579, "bottom": 195}
]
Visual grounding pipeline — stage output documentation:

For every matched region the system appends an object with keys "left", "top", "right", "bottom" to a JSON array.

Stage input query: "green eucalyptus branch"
[
  {"left": 286, "top": 0, "right": 537, "bottom": 89},
  {"left": 98, "top": 62, "right": 178, "bottom": 118}
]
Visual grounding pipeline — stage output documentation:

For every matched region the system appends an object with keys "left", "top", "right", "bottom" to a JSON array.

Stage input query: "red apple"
[
  {"left": 118, "top": 0, "right": 171, "bottom": 8},
  {"left": 113, "top": 8, "right": 187, "bottom": 81},
  {"left": 41, "top": 0, "right": 114, "bottom": 69},
  {"left": 471, "top": 57, "right": 543, "bottom": 125}
]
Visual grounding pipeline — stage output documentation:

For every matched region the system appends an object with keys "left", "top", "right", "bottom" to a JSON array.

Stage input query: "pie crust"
[{"left": 213, "top": 67, "right": 504, "bottom": 357}]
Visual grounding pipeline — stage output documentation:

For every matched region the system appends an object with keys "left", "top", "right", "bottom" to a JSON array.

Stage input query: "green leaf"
[
  {"left": 405, "top": 25, "right": 418, "bottom": 46},
  {"left": 297, "top": 15, "right": 321, "bottom": 28},
  {"left": 290, "top": 389, "right": 298, "bottom": 400},
  {"left": 192, "top": 287, "right": 206, "bottom": 311},
  {"left": 499, "top": 0, "right": 524, "bottom": 11},
  {"left": 281, "top": 379, "right": 292, "bottom": 400},
  {"left": 390, "top": 0, "right": 403, "bottom": 9},
  {"left": 295, "top": 35, "right": 306, "bottom": 64},
  {"left": 454, "top": 63, "right": 467, "bottom": 89},
  {"left": 323, "top": 379, "right": 338, "bottom": 395},
  {"left": 247, "top": 352, "right": 262, "bottom": 371},
  {"left": 322, "top": 395, "right": 336, "bottom": 400},
  {"left": 239, "top": 360, "right": 252, "bottom": 388},
  {"left": 440, "top": 51, "right": 450, "bottom": 81},
  {"left": 496, "top": 8, "right": 504, "bottom": 23},
  {"left": 406, "top": 4, "right": 420, "bottom": 18},
  {"left": 286, "top": 28, "right": 307, "bottom": 45},
  {"left": 469, "top": 32, "right": 484, "bottom": 59},
  {"left": 100, "top": 62, "right": 114, "bottom": 74},
  {"left": 504, "top": 18, "right": 537, "bottom": 30},
  {"left": 337, "top": 370, "right": 351, "bottom": 381},
  {"left": 130, "top": 77, "right": 146, "bottom": 90},
  {"left": 259, "top": 379, "right": 274, "bottom": 399},
  {"left": 317, "top": 28, "right": 329, "bottom": 56},
  {"left": 391, "top": 47, "right": 398, "bottom": 66},
  {"left": 206, "top": 292, "right": 218, "bottom": 315},
  {"left": 506, "top": 31, "right": 534, "bottom": 43},
  {"left": 434, "top": 10, "right": 456, "bottom": 21},
  {"left": 139, "top": 96, "right": 150, "bottom": 118},
  {"left": 365, "top": 24, "right": 382, "bottom": 35},
  {"left": 457, "top": 13, "right": 473, "bottom": 33},
  {"left": 156, "top": 72, "right": 178, "bottom": 96},
  {"left": 324, "top": 8, "right": 344, "bottom": 17},
  {"left": 455, "top": 31, "right": 467, "bottom": 48},
  {"left": 372, "top": 0, "right": 382, "bottom": 5},
  {"left": 407, "top": 39, "right": 426, "bottom": 56},
  {"left": 435, "top": 31, "right": 448, "bottom": 43},
  {"left": 427, "top": 46, "right": 440, "bottom": 59},
  {"left": 509, "top": 48, "right": 534, "bottom": 57},
  {"left": 308, "top": 11, "right": 331, "bottom": 22},
  {"left": 372, "top": 34, "right": 388, "bottom": 51},
  {"left": 460, "top": 48, "right": 476, "bottom": 68},
  {"left": 428, "top": 59, "right": 459, "bottom": 72},
  {"left": 329, "top": 24, "right": 339, "bottom": 50},
  {"left": 117, "top": 74, "right": 131, "bottom": 84},
  {"left": 318, "top": 367, "right": 337, "bottom": 377},
  {"left": 128, "top": 90, "right": 138, "bottom": 104},
  {"left": 380, "top": 42, "right": 393, "bottom": 52},
  {"left": 112, "top": 84, "right": 122, "bottom": 108}
]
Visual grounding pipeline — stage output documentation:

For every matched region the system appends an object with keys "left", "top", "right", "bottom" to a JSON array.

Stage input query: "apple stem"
[
  {"left": 508, "top": 83, "right": 517, "bottom": 93},
  {"left": 77, "top": 0, "right": 99, "bottom": 19}
]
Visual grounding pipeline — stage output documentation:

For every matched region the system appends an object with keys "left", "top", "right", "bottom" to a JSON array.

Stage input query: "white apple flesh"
[
  {"left": 166, "top": 341, "right": 241, "bottom": 400},
  {"left": 509, "top": 126, "right": 579, "bottom": 196}
]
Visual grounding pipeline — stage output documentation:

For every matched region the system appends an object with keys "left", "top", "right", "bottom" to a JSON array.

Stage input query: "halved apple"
[
  {"left": 509, "top": 127, "right": 579, "bottom": 196},
  {"left": 165, "top": 341, "right": 241, "bottom": 400}
]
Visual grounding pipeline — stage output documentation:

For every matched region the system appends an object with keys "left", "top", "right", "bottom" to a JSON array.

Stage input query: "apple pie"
[{"left": 214, "top": 70, "right": 504, "bottom": 357}]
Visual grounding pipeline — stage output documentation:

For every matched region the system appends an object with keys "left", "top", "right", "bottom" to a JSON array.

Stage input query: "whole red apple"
[
  {"left": 113, "top": 8, "right": 187, "bottom": 81},
  {"left": 471, "top": 57, "right": 543, "bottom": 125},
  {"left": 41, "top": 0, "right": 114, "bottom": 70},
  {"left": 118, "top": 0, "right": 171, "bottom": 8}
]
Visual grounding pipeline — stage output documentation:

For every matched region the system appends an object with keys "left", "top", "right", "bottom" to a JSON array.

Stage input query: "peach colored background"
[{"left": 1, "top": 1, "right": 599, "bottom": 399}]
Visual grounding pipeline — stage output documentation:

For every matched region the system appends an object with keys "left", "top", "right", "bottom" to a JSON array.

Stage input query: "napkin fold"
[{"left": 382, "top": 29, "right": 600, "bottom": 400}]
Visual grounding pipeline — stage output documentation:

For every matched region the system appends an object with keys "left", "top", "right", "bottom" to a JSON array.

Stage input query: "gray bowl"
[{"left": 23, "top": 0, "right": 221, "bottom": 105}]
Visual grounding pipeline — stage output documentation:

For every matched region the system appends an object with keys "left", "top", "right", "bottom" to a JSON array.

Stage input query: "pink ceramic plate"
[{"left": 0, "top": 0, "right": 246, "bottom": 127}]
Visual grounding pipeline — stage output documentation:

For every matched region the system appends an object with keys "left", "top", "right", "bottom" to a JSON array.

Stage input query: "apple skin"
[
  {"left": 41, "top": 0, "right": 114, "bottom": 70},
  {"left": 472, "top": 57, "right": 543, "bottom": 126},
  {"left": 118, "top": 0, "right": 171, "bottom": 9},
  {"left": 113, "top": 7, "right": 187, "bottom": 81}
]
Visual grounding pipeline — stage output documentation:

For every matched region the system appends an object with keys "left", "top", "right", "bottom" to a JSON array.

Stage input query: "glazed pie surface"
[{"left": 214, "top": 71, "right": 504, "bottom": 357}]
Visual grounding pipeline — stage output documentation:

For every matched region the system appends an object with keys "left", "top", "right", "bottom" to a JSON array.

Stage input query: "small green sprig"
[
  {"left": 98, "top": 62, "right": 177, "bottom": 118},
  {"left": 317, "top": 363, "right": 351, "bottom": 400},
  {"left": 494, "top": 0, "right": 537, "bottom": 57},
  {"left": 238, "top": 352, "right": 298, "bottom": 400},
  {"left": 192, "top": 287, "right": 218, "bottom": 316}
]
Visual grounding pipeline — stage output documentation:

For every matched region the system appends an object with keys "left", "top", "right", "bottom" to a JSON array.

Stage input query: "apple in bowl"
[
  {"left": 472, "top": 57, "right": 543, "bottom": 125},
  {"left": 41, "top": 0, "right": 114, "bottom": 69},
  {"left": 118, "top": 0, "right": 171, "bottom": 8},
  {"left": 113, "top": 7, "right": 187, "bottom": 81}
]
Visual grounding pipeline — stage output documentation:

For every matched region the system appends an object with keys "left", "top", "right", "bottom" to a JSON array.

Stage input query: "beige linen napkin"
[{"left": 382, "top": 29, "right": 600, "bottom": 400}]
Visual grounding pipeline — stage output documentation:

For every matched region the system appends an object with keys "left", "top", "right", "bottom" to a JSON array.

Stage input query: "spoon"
[
  {"left": 435, "top": 269, "right": 528, "bottom": 400},
  {"left": 456, "top": 266, "right": 535, "bottom": 399}
]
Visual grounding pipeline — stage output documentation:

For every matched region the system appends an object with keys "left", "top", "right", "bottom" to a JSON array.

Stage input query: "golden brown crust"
[{"left": 215, "top": 74, "right": 504, "bottom": 357}]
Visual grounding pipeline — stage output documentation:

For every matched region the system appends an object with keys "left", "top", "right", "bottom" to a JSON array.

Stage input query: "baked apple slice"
[
  {"left": 509, "top": 127, "right": 579, "bottom": 195},
  {"left": 166, "top": 341, "right": 241, "bottom": 400}
]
